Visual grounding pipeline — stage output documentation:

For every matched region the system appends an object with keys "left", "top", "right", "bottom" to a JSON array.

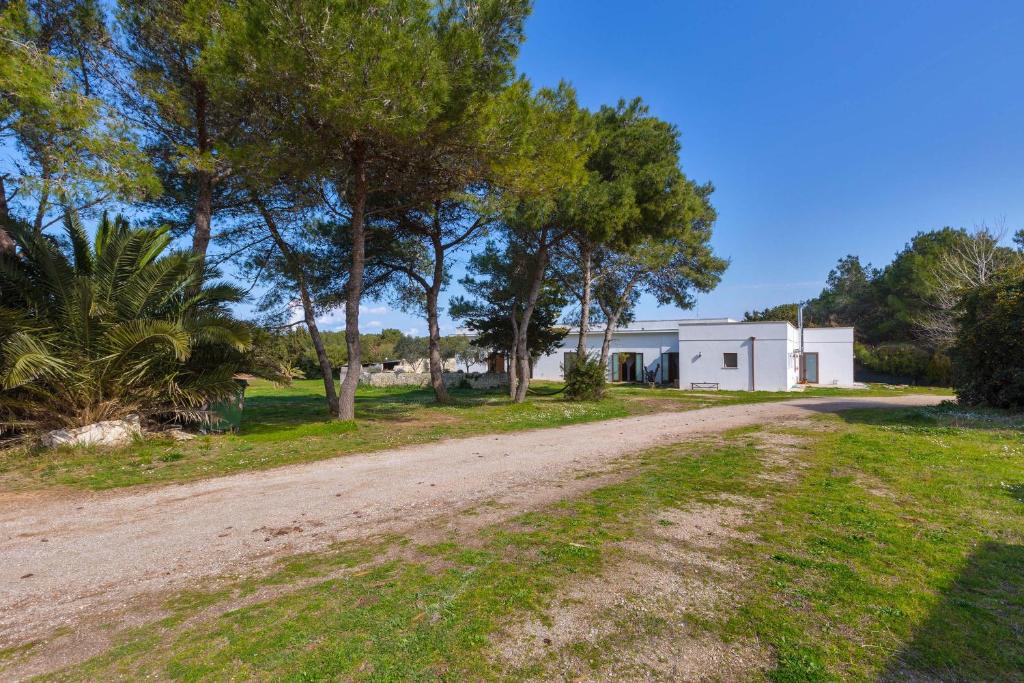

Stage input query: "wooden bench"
[{"left": 690, "top": 382, "right": 720, "bottom": 390}]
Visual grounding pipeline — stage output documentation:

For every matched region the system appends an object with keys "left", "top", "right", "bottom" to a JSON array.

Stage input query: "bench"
[{"left": 690, "top": 382, "right": 720, "bottom": 390}]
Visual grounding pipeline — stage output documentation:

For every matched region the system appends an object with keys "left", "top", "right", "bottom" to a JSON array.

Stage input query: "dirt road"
[{"left": 0, "top": 395, "right": 940, "bottom": 664}]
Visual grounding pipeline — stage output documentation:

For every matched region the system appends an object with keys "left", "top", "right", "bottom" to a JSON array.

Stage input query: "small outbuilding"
[{"left": 529, "top": 318, "right": 855, "bottom": 391}]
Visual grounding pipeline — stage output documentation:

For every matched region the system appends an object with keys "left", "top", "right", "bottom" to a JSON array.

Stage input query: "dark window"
[
  {"left": 563, "top": 351, "right": 578, "bottom": 377},
  {"left": 723, "top": 352, "right": 738, "bottom": 368}
]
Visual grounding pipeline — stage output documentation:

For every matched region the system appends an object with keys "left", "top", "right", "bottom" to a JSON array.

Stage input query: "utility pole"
[{"left": 797, "top": 302, "right": 806, "bottom": 382}]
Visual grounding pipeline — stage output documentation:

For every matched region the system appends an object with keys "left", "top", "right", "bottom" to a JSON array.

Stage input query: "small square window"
[{"left": 723, "top": 352, "right": 738, "bottom": 368}]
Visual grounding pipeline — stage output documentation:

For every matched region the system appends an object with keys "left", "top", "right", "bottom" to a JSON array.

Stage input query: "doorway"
[
  {"left": 660, "top": 352, "right": 679, "bottom": 384},
  {"left": 611, "top": 352, "right": 642, "bottom": 382},
  {"left": 800, "top": 352, "right": 819, "bottom": 384},
  {"left": 487, "top": 353, "right": 505, "bottom": 374}
]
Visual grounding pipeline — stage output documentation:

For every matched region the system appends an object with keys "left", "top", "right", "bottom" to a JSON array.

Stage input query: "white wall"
[
  {"left": 531, "top": 330, "right": 678, "bottom": 380},
  {"left": 801, "top": 327, "right": 855, "bottom": 386},
  {"left": 678, "top": 322, "right": 794, "bottom": 391},
  {"left": 525, "top": 320, "right": 855, "bottom": 391}
]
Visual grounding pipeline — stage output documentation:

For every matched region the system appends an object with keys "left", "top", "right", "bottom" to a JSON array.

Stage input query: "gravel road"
[{"left": 0, "top": 395, "right": 941, "bottom": 666}]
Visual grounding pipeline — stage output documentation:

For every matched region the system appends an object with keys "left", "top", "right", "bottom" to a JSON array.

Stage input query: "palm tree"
[{"left": 0, "top": 211, "right": 254, "bottom": 434}]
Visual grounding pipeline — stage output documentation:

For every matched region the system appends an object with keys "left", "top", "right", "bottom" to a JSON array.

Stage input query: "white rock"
[
  {"left": 42, "top": 415, "right": 142, "bottom": 448},
  {"left": 165, "top": 428, "right": 196, "bottom": 441}
]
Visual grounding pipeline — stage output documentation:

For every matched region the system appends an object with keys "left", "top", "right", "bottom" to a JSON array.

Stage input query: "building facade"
[{"left": 529, "top": 319, "right": 855, "bottom": 391}]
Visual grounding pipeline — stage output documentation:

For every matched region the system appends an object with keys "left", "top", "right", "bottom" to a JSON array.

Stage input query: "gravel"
[{"left": 0, "top": 394, "right": 941, "bottom": 669}]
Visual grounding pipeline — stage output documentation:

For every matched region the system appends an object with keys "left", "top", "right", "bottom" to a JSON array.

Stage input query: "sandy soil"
[{"left": 0, "top": 395, "right": 939, "bottom": 675}]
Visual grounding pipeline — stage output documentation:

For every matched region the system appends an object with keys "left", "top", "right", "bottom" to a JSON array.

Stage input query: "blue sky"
[
  {"left": 366, "top": 0, "right": 1024, "bottom": 335},
  {"left": 8, "top": 2, "right": 1024, "bottom": 336}
]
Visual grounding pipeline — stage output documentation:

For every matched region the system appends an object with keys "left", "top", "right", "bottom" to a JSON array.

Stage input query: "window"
[{"left": 723, "top": 352, "right": 738, "bottom": 369}]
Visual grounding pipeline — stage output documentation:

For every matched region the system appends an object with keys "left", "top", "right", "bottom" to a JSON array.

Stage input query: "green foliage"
[
  {"left": 115, "top": 0, "right": 240, "bottom": 242},
  {"left": 0, "top": 212, "right": 255, "bottom": 433},
  {"left": 557, "top": 100, "right": 727, "bottom": 336},
  {"left": 854, "top": 343, "right": 951, "bottom": 386},
  {"left": 744, "top": 303, "right": 800, "bottom": 323},
  {"left": 591, "top": 183, "right": 723, "bottom": 320},
  {"left": 951, "top": 266, "right": 1024, "bottom": 408},
  {"left": 767, "top": 229, "right": 1021, "bottom": 348},
  {"left": 252, "top": 329, "right": 478, "bottom": 378},
  {"left": 394, "top": 334, "right": 429, "bottom": 363},
  {"left": 807, "top": 254, "right": 880, "bottom": 332},
  {"left": 450, "top": 240, "right": 569, "bottom": 360},
  {"left": 0, "top": 0, "right": 156, "bottom": 230},
  {"left": 871, "top": 228, "right": 965, "bottom": 340},
  {"left": 564, "top": 353, "right": 606, "bottom": 401}
]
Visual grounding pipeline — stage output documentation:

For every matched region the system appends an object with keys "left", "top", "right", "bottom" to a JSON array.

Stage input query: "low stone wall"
[
  {"left": 362, "top": 371, "right": 508, "bottom": 390},
  {"left": 363, "top": 372, "right": 431, "bottom": 388},
  {"left": 449, "top": 371, "right": 509, "bottom": 390}
]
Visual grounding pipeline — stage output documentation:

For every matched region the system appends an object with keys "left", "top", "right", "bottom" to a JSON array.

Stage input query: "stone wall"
[{"left": 362, "top": 371, "right": 508, "bottom": 390}]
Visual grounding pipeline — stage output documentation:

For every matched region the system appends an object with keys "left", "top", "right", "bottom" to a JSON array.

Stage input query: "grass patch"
[
  {"left": 723, "top": 405, "right": 1024, "bottom": 681},
  {"left": 35, "top": 404, "right": 1022, "bottom": 682},
  {"left": 0, "top": 379, "right": 948, "bottom": 492}
]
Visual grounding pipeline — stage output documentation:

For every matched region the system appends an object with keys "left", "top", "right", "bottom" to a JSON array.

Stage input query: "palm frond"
[
  {"left": 116, "top": 252, "right": 194, "bottom": 319},
  {"left": 1, "top": 332, "right": 72, "bottom": 389},
  {"left": 63, "top": 207, "right": 94, "bottom": 276},
  {"left": 181, "top": 280, "right": 247, "bottom": 311},
  {"left": 101, "top": 319, "right": 192, "bottom": 363},
  {"left": 188, "top": 315, "right": 254, "bottom": 352},
  {"left": 2, "top": 216, "right": 254, "bottom": 434}
]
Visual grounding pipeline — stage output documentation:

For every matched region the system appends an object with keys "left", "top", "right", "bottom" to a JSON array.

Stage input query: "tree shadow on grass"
[
  {"left": 832, "top": 404, "right": 1024, "bottom": 431},
  {"left": 238, "top": 384, "right": 512, "bottom": 437},
  {"left": 880, "top": 541, "right": 1024, "bottom": 682}
]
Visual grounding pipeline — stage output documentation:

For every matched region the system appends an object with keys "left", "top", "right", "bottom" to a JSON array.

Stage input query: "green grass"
[
  {"left": 32, "top": 403, "right": 1021, "bottom": 682},
  {"left": 727, "top": 406, "right": 1024, "bottom": 681},
  {"left": 0, "top": 379, "right": 950, "bottom": 492}
]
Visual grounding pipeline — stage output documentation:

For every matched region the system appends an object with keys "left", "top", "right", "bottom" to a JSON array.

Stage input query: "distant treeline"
[
  {"left": 260, "top": 329, "right": 484, "bottom": 379},
  {"left": 745, "top": 226, "right": 1024, "bottom": 386}
]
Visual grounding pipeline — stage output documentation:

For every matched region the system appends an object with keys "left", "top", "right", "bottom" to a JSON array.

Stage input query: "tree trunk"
[
  {"left": 599, "top": 314, "right": 616, "bottom": 370},
  {"left": 302, "top": 286, "right": 341, "bottom": 416},
  {"left": 253, "top": 195, "right": 341, "bottom": 416},
  {"left": 508, "top": 310, "right": 519, "bottom": 400},
  {"left": 425, "top": 286, "right": 450, "bottom": 403},
  {"left": 575, "top": 241, "right": 593, "bottom": 359},
  {"left": 191, "top": 170, "right": 214, "bottom": 260},
  {"left": 191, "top": 84, "right": 213, "bottom": 262},
  {"left": 0, "top": 176, "right": 14, "bottom": 254},
  {"left": 338, "top": 142, "right": 368, "bottom": 421},
  {"left": 424, "top": 225, "right": 450, "bottom": 403},
  {"left": 513, "top": 238, "right": 549, "bottom": 403},
  {"left": 598, "top": 274, "right": 641, "bottom": 370}
]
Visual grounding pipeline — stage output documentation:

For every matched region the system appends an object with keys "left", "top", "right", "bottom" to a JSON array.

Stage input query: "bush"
[
  {"left": 564, "top": 354, "right": 606, "bottom": 401},
  {"left": 854, "top": 342, "right": 951, "bottom": 386},
  {"left": 951, "top": 266, "right": 1024, "bottom": 409},
  {"left": 0, "top": 213, "right": 258, "bottom": 434}
]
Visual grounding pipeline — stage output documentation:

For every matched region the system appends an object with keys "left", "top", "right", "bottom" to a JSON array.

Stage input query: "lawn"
[
  {"left": 0, "top": 379, "right": 950, "bottom": 491},
  {"left": 30, "top": 403, "right": 1022, "bottom": 681}
]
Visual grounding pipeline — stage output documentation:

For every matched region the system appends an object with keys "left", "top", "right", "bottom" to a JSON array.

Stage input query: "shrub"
[
  {"left": 951, "top": 266, "right": 1024, "bottom": 409},
  {"left": 854, "top": 342, "right": 951, "bottom": 386},
  {"left": 0, "top": 213, "right": 258, "bottom": 434},
  {"left": 564, "top": 353, "right": 606, "bottom": 401}
]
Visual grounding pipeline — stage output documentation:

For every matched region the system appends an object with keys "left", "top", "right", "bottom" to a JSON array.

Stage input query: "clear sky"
[{"left": 340, "top": 0, "right": 1024, "bottom": 334}]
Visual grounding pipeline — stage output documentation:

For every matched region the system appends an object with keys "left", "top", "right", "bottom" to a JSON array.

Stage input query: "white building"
[{"left": 529, "top": 318, "right": 855, "bottom": 391}]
